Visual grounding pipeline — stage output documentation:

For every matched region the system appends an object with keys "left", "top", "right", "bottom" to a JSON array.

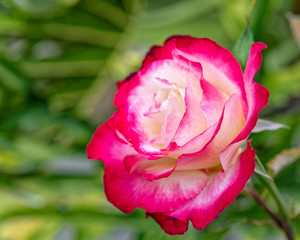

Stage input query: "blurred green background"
[{"left": 0, "top": 0, "right": 300, "bottom": 239}]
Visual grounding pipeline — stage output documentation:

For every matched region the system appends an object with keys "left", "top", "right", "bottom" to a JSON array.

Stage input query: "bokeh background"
[{"left": 0, "top": 0, "right": 300, "bottom": 239}]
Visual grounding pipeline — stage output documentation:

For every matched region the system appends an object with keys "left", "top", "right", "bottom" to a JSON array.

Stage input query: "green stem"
[
  {"left": 247, "top": 185, "right": 283, "bottom": 229},
  {"left": 254, "top": 156, "right": 294, "bottom": 240}
]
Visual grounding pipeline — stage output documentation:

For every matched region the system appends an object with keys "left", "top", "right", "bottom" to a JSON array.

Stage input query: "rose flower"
[{"left": 87, "top": 36, "right": 269, "bottom": 235}]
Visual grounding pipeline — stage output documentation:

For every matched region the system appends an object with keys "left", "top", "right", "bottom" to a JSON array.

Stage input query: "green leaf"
[
  {"left": 0, "top": 60, "right": 29, "bottom": 94},
  {"left": 79, "top": 0, "right": 128, "bottom": 29},
  {"left": 254, "top": 155, "right": 272, "bottom": 180},
  {"left": 232, "top": 22, "right": 254, "bottom": 68},
  {"left": 254, "top": 167, "right": 272, "bottom": 180}
]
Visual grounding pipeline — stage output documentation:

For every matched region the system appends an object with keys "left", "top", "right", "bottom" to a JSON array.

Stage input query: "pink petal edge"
[
  {"left": 147, "top": 140, "right": 255, "bottom": 235},
  {"left": 87, "top": 117, "right": 210, "bottom": 213},
  {"left": 232, "top": 42, "right": 269, "bottom": 144}
]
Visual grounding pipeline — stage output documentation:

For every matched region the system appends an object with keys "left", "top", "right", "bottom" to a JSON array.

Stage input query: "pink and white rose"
[{"left": 87, "top": 35, "right": 269, "bottom": 235}]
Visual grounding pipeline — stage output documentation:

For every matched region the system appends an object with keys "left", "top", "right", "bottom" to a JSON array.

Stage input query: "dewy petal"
[
  {"left": 232, "top": 42, "right": 269, "bottom": 144},
  {"left": 147, "top": 140, "right": 255, "bottom": 235}
]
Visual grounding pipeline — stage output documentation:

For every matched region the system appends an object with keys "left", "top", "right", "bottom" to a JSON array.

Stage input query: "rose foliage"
[{"left": 87, "top": 36, "right": 269, "bottom": 235}]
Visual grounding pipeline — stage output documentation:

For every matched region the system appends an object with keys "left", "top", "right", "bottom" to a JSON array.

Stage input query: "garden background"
[{"left": 0, "top": 0, "right": 300, "bottom": 239}]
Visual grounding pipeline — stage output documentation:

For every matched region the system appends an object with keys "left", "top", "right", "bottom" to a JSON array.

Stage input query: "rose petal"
[
  {"left": 173, "top": 36, "right": 245, "bottom": 101},
  {"left": 124, "top": 155, "right": 177, "bottom": 181},
  {"left": 116, "top": 72, "right": 138, "bottom": 89},
  {"left": 152, "top": 88, "right": 186, "bottom": 148},
  {"left": 172, "top": 73, "right": 207, "bottom": 146},
  {"left": 232, "top": 42, "right": 269, "bottom": 144},
  {"left": 146, "top": 212, "right": 188, "bottom": 235},
  {"left": 147, "top": 140, "right": 255, "bottom": 234},
  {"left": 176, "top": 94, "right": 245, "bottom": 170},
  {"left": 104, "top": 162, "right": 209, "bottom": 213},
  {"left": 172, "top": 120, "right": 221, "bottom": 157},
  {"left": 86, "top": 116, "right": 136, "bottom": 162},
  {"left": 87, "top": 116, "right": 209, "bottom": 213},
  {"left": 200, "top": 78, "right": 229, "bottom": 126},
  {"left": 142, "top": 159, "right": 177, "bottom": 181},
  {"left": 142, "top": 36, "right": 248, "bottom": 117},
  {"left": 206, "top": 94, "right": 245, "bottom": 153},
  {"left": 220, "top": 140, "right": 244, "bottom": 171},
  {"left": 114, "top": 60, "right": 195, "bottom": 156},
  {"left": 142, "top": 43, "right": 174, "bottom": 67}
]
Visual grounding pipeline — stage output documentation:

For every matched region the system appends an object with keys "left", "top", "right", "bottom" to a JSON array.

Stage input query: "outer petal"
[
  {"left": 104, "top": 163, "right": 209, "bottom": 213},
  {"left": 86, "top": 116, "right": 135, "bottom": 162},
  {"left": 148, "top": 140, "right": 255, "bottom": 235},
  {"left": 174, "top": 36, "right": 244, "bottom": 96},
  {"left": 142, "top": 40, "right": 175, "bottom": 67},
  {"left": 116, "top": 72, "right": 138, "bottom": 89},
  {"left": 87, "top": 116, "right": 209, "bottom": 213},
  {"left": 233, "top": 43, "right": 269, "bottom": 144},
  {"left": 146, "top": 212, "right": 188, "bottom": 235}
]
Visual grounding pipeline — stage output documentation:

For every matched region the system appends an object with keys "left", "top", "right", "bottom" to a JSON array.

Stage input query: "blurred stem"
[
  {"left": 254, "top": 156, "right": 294, "bottom": 240},
  {"left": 254, "top": 156, "right": 288, "bottom": 221},
  {"left": 247, "top": 185, "right": 283, "bottom": 228}
]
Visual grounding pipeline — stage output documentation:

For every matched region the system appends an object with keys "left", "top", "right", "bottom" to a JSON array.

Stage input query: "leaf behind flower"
[
  {"left": 268, "top": 146, "right": 300, "bottom": 177},
  {"left": 252, "top": 119, "right": 289, "bottom": 133},
  {"left": 232, "top": 23, "right": 254, "bottom": 69}
]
